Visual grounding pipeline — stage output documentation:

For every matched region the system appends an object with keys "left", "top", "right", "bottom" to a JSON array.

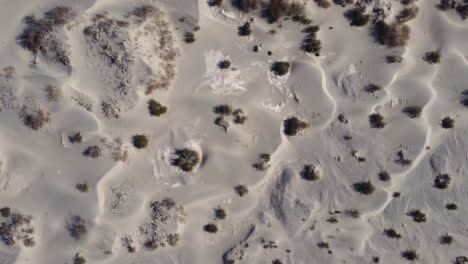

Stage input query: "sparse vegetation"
[
  {"left": 148, "top": 99, "right": 168, "bottom": 117},
  {"left": 203, "top": 223, "right": 218, "bottom": 233},
  {"left": 0, "top": 211, "right": 35, "bottom": 246},
  {"left": 213, "top": 104, "right": 233, "bottom": 115},
  {"left": 218, "top": 60, "right": 231, "bottom": 69},
  {"left": 238, "top": 22, "right": 252, "bottom": 36},
  {"left": 344, "top": 7, "right": 370, "bottom": 27},
  {"left": 271, "top": 61, "right": 291, "bottom": 76},
  {"left": 283, "top": 116, "right": 309, "bottom": 136},
  {"left": 363, "top": 84, "right": 382, "bottom": 93},
  {"left": 263, "top": 0, "right": 305, "bottom": 23},
  {"left": 69, "top": 133, "right": 82, "bottom": 144},
  {"left": 440, "top": 233, "right": 453, "bottom": 245},
  {"left": 378, "top": 171, "right": 390, "bottom": 182},
  {"left": 423, "top": 51, "right": 441, "bottom": 64},
  {"left": 396, "top": 6, "right": 419, "bottom": 23},
  {"left": 232, "top": 0, "right": 262, "bottom": 12},
  {"left": 75, "top": 183, "right": 88, "bottom": 193},
  {"left": 234, "top": 185, "right": 248, "bottom": 197},
  {"left": 401, "top": 250, "right": 419, "bottom": 261},
  {"left": 83, "top": 146, "right": 102, "bottom": 158},
  {"left": 407, "top": 209, "right": 427, "bottom": 223},
  {"left": 372, "top": 21, "right": 410, "bottom": 47},
  {"left": 386, "top": 55, "right": 403, "bottom": 63},
  {"left": 208, "top": 0, "right": 223, "bottom": 6},
  {"left": 446, "top": 203, "right": 458, "bottom": 210},
  {"left": 233, "top": 109, "right": 247, "bottom": 124},
  {"left": 384, "top": 228, "right": 402, "bottom": 239},
  {"left": 369, "top": 113, "right": 385, "bottom": 128},
  {"left": 333, "top": 0, "right": 354, "bottom": 6},
  {"left": 402, "top": 106, "right": 422, "bottom": 118},
  {"left": 441, "top": 116, "right": 454, "bottom": 129},
  {"left": 214, "top": 208, "right": 226, "bottom": 220},
  {"left": 45, "top": 85, "right": 62, "bottom": 102},
  {"left": 314, "top": 0, "right": 331, "bottom": 8},
  {"left": 344, "top": 209, "right": 360, "bottom": 218},
  {"left": 300, "top": 164, "right": 320, "bottom": 181},
  {"left": 252, "top": 153, "right": 270, "bottom": 171},
  {"left": 20, "top": 108, "right": 51, "bottom": 130},
  {"left": 0, "top": 207, "right": 11, "bottom": 217},
  {"left": 317, "top": 241, "right": 329, "bottom": 249},
  {"left": 73, "top": 253, "right": 86, "bottom": 264},
  {"left": 453, "top": 256, "right": 468, "bottom": 264},
  {"left": 215, "top": 116, "right": 229, "bottom": 132},
  {"left": 433, "top": 173, "right": 451, "bottom": 189},
  {"left": 66, "top": 215, "right": 87, "bottom": 240},
  {"left": 352, "top": 181, "right": 375, "bottom": 195},
  {"left": 301, "top": 25, "right": 321, "bottom": 56},
  {"left": 184, "top": 32, "right": 195, "bottom": 43},
  {"left": 395, "top": 150, "right": 412, "bottom": 166},
  {"left": 171, "top": 148, "right": 200, "bottom": 172},
  {"left": 132, "top": 134, "right": 149, "bottom": 149}
]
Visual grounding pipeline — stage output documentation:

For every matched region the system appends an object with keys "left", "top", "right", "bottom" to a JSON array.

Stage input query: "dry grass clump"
[
  {"left": 75, "top": 183, "right": 88, "bottom": 193},
  {"left": 213, "top": 105, "right": 247, "bottom": 131},
  {"left": 433, "top": 173, "right": 451, "bottom": 189},
  {"left": 0, "top": 211, "right": 35, "bottom": 247},
  {"left": 2, "top": 66, "right": 16, "bottom": 79},
  {"left": 73, "top": 253, "right": 86, "bottom": 264},
  {"left": 69, "top": 132, "right": 82, "bottom": 144},
  {"left": 233, "top": 109, "right": 247, "bottom": 124},
  {"left": 234, "top": 185, "right": 248, "bottom": 196},
  {"left": 283, "top": 116, "right": 309, "bottom": 136},
  {"left": 20, "top": 108, "right": 51, "bottom": 131},
  {"left": 300, "top": 164, "right": 320, "bottom": 181},
  {"left": 396, "top": 6, "right": 419, "bottom": 23},
  {"left": 83, "top": 146, "right": 102, "bottom": 158},
  {"left": 369, "top": 113, "right": 385, "bottom": 128},
  {"left": 441, "top": 116, "right": 454, "bottom": 129},
  {"left": 171, "top": 148, "right": 200, "bottom": 172},
  {"left": 203, "top": 223, "right": 218, "bottom": 233},
  {"left": 423, "top": 51, "right": 441, "bottom": 64},
  {"left": 238, "top": 22, "right": 252, "bottom": 36},
  {"left": 66, "top": 215, "right": 87, "bottom": 240},
  {"left": 402, "top": 106, "right": 422, "bottom": 118},
  {"left": 453, "top": 256, "right": 468, "bottom": 264},
  {"left": 44, "top": 85, "right": 62, "bottom": 102},
  {"left": 372, "top": 21, "right": 410, "bottom": 47},
  {"left": 344, "top": 7, "right": 371, "bottom": 27},
  {"left": 384, "top": 228, "right": 402, "bottom": 239},
  {"left": 363, "top": 84, "right": 382, "bottom": 93},
  {"left": 301, "top": 25, "right": 321, "bottom": 56},
  {"left": 132, "top": 134, "right": 149, "bottom": 149},
  {"left": 271, "top": 61, "right": 291, "bottom": 76},
  {"left": 252, "top": 153, "right": 270, "bottom": 171},
  {"left": 352, "top": 181, "right": 375, "bottom": 195},
  {"left": 314, "top": 0, "right": 331, "bottom": 8},
  {"left": 406, "top": 209, "right": 426, "bottom": 223},
  {"left": 101, "top": 100, "right": 120, "bottom": 119},
  {"left": 148, "top": 99, "right": 168, "bottom": 117},
  {"left": 401, "top": 250, "right": 419, "bottom": 261}
]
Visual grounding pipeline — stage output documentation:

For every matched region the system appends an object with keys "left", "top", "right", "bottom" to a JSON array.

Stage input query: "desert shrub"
[
  {"left": 314, "top": 0, "right": 331, "bottom": 8},
  {"left": 433, "top": 173, "right": 451, "bottom": 189},
  {"left": 439, "top": 233, "right": 453, "bottom": 245},
  {"left": 378, "top": 171, "right": 390, "bottom": 182},
  {"left": 272, "top": 259, "right": 283, "bottom": 264},
  {"left": 386, "top": 55, "right": 403, "bottom": 63},
  {"left": 437, "top": 0, "right": 457, "bottom": 10},
  {"left": 333, "top": 0, "right": 354, "bottom": 6},
  {"left": 214, "top": 116, "right": 229, "bottom": 132},
  {"left": 203, "top": 223, "right": 218, "bottom": 233},
  {"left": 44, "top": 6, "right": 75, "bottom": 25},
  {"left": 184, "top": 32, "right": 195, "bottom": 43},
  {"left": 21, "top": 109, "right": 51, "bottom": 130},
  {"left": 344, "top": 209, "right": 360, "bottom": 218},
  {"left": 73, "top": 253, "right": 86, "bottom": 264},
  {"left": 363, "top": 84, "right": 382, "bottom": 93},
  {"left": 291, "top": 15, "right": 312, "bottom": 25},
  {"left": 171, "top": 148, "right": 200, "bottom": 172},
  {"left": 130, "top": 5, "right": 156, "bottom": 20},
  {"left": 317, "top": 241, "right": 329, "bottom": 249},
  {"left": 445, "top": 203, "right": 458, "bottom": 210},
  {"left": 83, "top": 146, "right": 102, "bottom": 158},
  {"left": 238, "top": 22, "right": 252, "bottom": 36},
  {"left": 213, "top": 104, "right": 233, "bottom": 115},
  {"left": 66, "top": 215, "right": 87, "bottom": 240},
  {"left": 167, "top": 233, "right": 180, "bottom": 246},
  {"left": 301, "top": 25, "right": 321, "bottom": 55},
  {"left": 456, "top": 4, "right": 468, "bottom": 20},
  {"left": 384, "top": 228, "right": 401, "bottom": 239},
  {"left": 0, "top": 207, "right": 11, "bottom": 217},
  {"left": 441, "top": 117, "right": 454, "bottom": 129},
  {"left": 208, "top": 0, "right": 223, "bottom": 6},
  {"left": 372, "top": 256, "right": 380, "bottom": 263},
  {"left": 214, "top": 208, "right": 226, "bottom": 220},
  {"left": 148, "top": 99, "right": 168, "bottom": 117},
  {"left": 252, "top": 153, "right": 270, "bottom": 171},
  {"left": 396, "top": 6, "right": 419, "bottom": 23},
  {"left": 453, "top": 256, "right": 468, "bottom": 264},
  {"left": 337, "top": 113, "right": 348, "bottom": 124},
  {"left": 402, "top": 106, "right": 422, "bottom": 118},
  {"left": 132, "top": 134, "right": 149, "bottom": 149},
  {"left": 393, "top": 192, "right": 401, "bottom": 197},
  {"left": 401, "top": 0, "right": 417, "bottom": 5},
  {"left": 326, "top": 217, "right": 338, "bottom": 223},
  {"left": 372, "top": 21, "right": 410, "bottom": 47},
  {"left": 423, "top": 51, "right": 441, "bottom": 64},
  {"left": 352, "top": 181, "right": 375, "bottom": 195},
  {"left": 344, "top": 7, "right": 370, "bottom": 27},
  {"left": 401, "top": 250, "right": 419, "bottom": 261},
  {"left": 271, "top": 61, "right": 291, "bottom": 76},
  {"left": 218, "top": 60, "right": 231, "bottom": 69},
  {"left": 69, "top": 132, "right": 82, "bottom": 143},
  {"left": 263, "top": 0, "right": 305, "bottom": 23},
  {"left": 369, "top": 113, "right": 385, "bottom": 128},
  {"left": 283, "top": 116, "right": 309, "bottom": 136},
  {"left": 232, "top": 0, "right": 262, "bottom": 12},
  {"left": 395, "top": 150, "right": 412, "bottom": 166},
  {"left": 45, "top": 85, "right": 62, "bottom": 102},
  {"left": 300, "top": 165, "right": 319, "bottom": 181},
  {"left": 234, "top": 185, "right": 248, "bottom": 196},
  {"left": 75, "top": 183, "right": 88, "bottom": 193},
  {"left": 0, "top": 212, "right": 35, "bottom": 246},
  {"left": 407, "top": 209, "right": 426, "bottom": 223},
  {"left": 233, "top": 109, "right": 247, "bottom": 124},
  {"left": 101, "top": 100, "right": 120, "bottom": 119}
]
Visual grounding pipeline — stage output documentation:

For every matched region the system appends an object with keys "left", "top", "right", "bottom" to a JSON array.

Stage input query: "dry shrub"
[
  {"left": 396, "top": 6, "right": 419, "bottom": 23},
  {"left": 369, "top": 113, "right": 385, "bottom": 128},
  {"left": 402, "top": 105, "right": 422, "bottom": 118},
  {"left": 372, "top": 21, "right": 410, "bottom": 47},
  {"left": 233, "top": 109, "right": 247, "bottom": 124},
  {"left": 129, "top": 5, "right": 157, "bottom": 20},
  {"left": 148, "top": 99, "right": 167, "bottom": 117},
  {"left": 352, "top": 181, "right": 375, "bottom": 195},
  {"left": 234, "top": 185, "right": 248, "bottom": 196},
  {"left": 300, "top": 164, "right": 319, "bottom": 181},
  {"left": 132, "top": 134, "right": 149, "bottom": 149},
  {"left": 238, "top": 22, "right": 252, "bottom": 36},
  {"left": 271, "top": 61, "right": 290, "bottom": 76},
  {"left": 232, "top": 0, "right": 262, "bottom": 12},
  {"left": 401, "top": 250, "right": 419, "bottom": 261},
  {"left": 433, "top": 173, "right": 451, "bottom": 189},
  {"left": 401, "top": 0, "right": 417, "bottom": 5},
  {"left": 283, "top": 116, "right": 309, "bottom": 136},
  {"left": 20, "top": 108, "right": 51, "bottom": 131},
  {"left": 252, "top": 153, "right": 270, "bottom": 171},
  {"left": 264, "top": 0, "right": 305, "bottom": 23},
  {"left": 171, "top": 148, "right": 200, "bottom": 172},
  {"left": 218, "top": 60, "right": 231, "bottom": 69},
  {"left": 184, "top": 32, "right": 195, "bottom": 43},
  {"left": 69, "top": 132, "right": 82, "bottom": 144},
  {"left": 83, "top": 146, "right": 102, "bottom": 158},
  {"left": 333, "top": 0, "right": 354, "bottom": 6},
  {"left": 406, "top": 209, "right": 426, "bottom": 223},
  {"left": 363, "top": 84, "right": 381, "bottom": 93},
  {"left": 203, "top": 223, "right": 218, "bottom": 233},
  {"left": 301, "top": 25, "right": 321, "bottom": 56},
  {"left": 314, "top": 0, "right": 331, "bottom": 8},
  {"left": 66, "top": 215, "right": 87, "bottom": 240},
  {"left": 441, "top": 116, "right": 454, "bottom": 129},
  {"left": 45, "top": 85, "right": 62, "bottom": 102},
  {"left": 423, "top": 51, "right": 441, "bottom": 64},
  {"left": 384, "top": 228, "right": 401, "bottom": 239},
  {"left": 208, "top": 0, "right": 223, "bottom": 6},
  {"left": 456, "top": 4, "right": 468, "bottom": 20},
  {"left": 73, "top": 253, "right": 86, "bottom": 264},
  {"left": 344, "top": 7, "right": 370, "bottom": 26},
  {"left": 386, "top": 55, "right": 403, "bottom": 63},
  {"left": 214, "top": 208, "right": 227, "bottom": 220},
  {"left": 2, "top": 66, "right": 16, "bottom": 79}
]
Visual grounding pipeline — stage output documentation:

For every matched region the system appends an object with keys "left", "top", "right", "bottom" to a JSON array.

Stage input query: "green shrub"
[
  {"left": 171, "top": 148, "right": 200, "bottom": 172},
  {"left": 132, "top": 134, "right": 149, "bottom": 149},
  {"left": 283, "top": 116, "right": 309, "bottom": 136},
  {"left": 148, "top": 99, "right": 167, "bottom": 117}
]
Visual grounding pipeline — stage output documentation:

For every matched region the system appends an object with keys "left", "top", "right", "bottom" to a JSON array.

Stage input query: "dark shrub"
[
  {"left": 401, "top": 0, "right": 417, "bottom": 5},
  {"left": 437, "top": 0, "right": 457, "bottom": 10},
  {"left": 234, "top": 185, "right": 248, "bottom": 196},
  {"left": 344, "top": 209, "right": 361, "bottom": 218},
  {"left": 395, "top": 150, "right": 412, "bottom": 166},
  {"left": 167, "top": 233, "right": 179, "bottom": 246},
  {"left": 300, "top": 165, "right": 319, "bottom": 181},
  {"left": 301, "top": 25, "right": 321, "bottom": 55},
  {"left": 21, "top": 109, "right": 51, "bottom": 130},
  {"left": 272, "top": 259, "right": 283, "bottom": 264},
  {"left": 439, "top": 233, "right": 453, "bottom": 245},
  {"left": 233, "top": 109, "right": 247, "bottom": 124},
  {"left": 0, "top": 207, "right": 11, "bottom": 217},
  {"left": 214, "top": 208, "right": 226, "bottom": 220},
  {"left": 326, "top": 217, "right": 338, "bottom": 223},
  {"left": 213, "top": 104, "right": 233, "bottom": 115},
  {"left": 402, "top": 106, "right": 422, "bottom": 118},
  {"left": 423, "top": 51, "right": 441, "bottom": 64},
  {"left": 208, "top": 0, "right": 223, "bottom": 6},
  {"left": 314, "top": 0, "right": 331, "bottom": 8},
  {"left": 445, "top": 203, "right": 457, "bottom": 210},
  {"left": 401, "top": 250, "right": 419, "bottom": 261},
  {"left": 393, "top": 192, "right": 401, "bottom": 197},
  {"left": 317, "top": 241, "right": 329, "bottom": 248},
  {"left": 283, "top": 116, "right": 309, "bottom": 136},
  {"left": 69, "top": 132, "right": 82, "bottom": 143},
  {"left": 132, "top": 134, "right": 149, "bottom": 149},
  {"left": 214, "top": 116, "right": 229, "bottom": 132},
  {"left": 252, "top": 153, "right": 270, "bottom": 171},
  {"left": 384, "top": 228, "right": 402, "bottom": 239},
  {"left": 407, "top": 209, "right": 426, "bottom": 223},
  {"left": 238, "top": 22, "right": 252, "bottom": 36},
  {"left": 396, "top": 6, "right": 419, "bottom": 23},
  {"left": 271, "top": 61, "right": 291, "bottom": 76},
  {"left": 218, "top": 60, "right": 231, "bottom": 69},
  {"left": 456, "top": 4, "right": 468, "bottom": 20},
  {"left": 338, "top": 113, "right": 348, "bottom": 123},
  {"left": 263, "top": 0, "right": 303, "bottom": 23},
  {"left": 378, "top": 171, "right": 390, "bottom": 182},
  {"left": 83, "top": 146, "right": 102, "bottom": 158},
  {"left": 352, "top": 181, "right": 375, "bottom": 195},
  {"left": 372, "top": 21, "right": 410, "bottom": 47},
  {"left": 369, "top": 113, "right": 385, "bottom": 128},
  {"left": 232, "top": 0, "right": 262, "bottom": 12},
  {"left": 203, "top": 223, "right": 218, "bottom": 233},
  {"left": 66, "top": 215, "right": 87, "bottom": 240},
  {"left": 171, "top": 148, "right": 200, "bottom": 172},
  {"left": 333, "top": 0, "right": 354, "bottom": 7},
  {"left": 386, "top": 55, "right": 403, "bottom": 63},
  {"left": 75, "top": 183, "right": 88, "bottom": 193},
  {"left": 148, "top": 99, "right": 167, "bottom": 116},
  {"left": 441, "top": 117, "right": 454, "bottom": 128},
  {"left": 129, "top": 5, "right": 156, "bottom": 19},
  {"left": 433, "top": 173, "right": 451, "bottom": 189},
  {"left": 344, "top": 7, "right": 370, "bottom": 27},
  {"left": 184, "top": 32, "right": 195, "bottom": 43},
  {"left": 363, "top": 84, "right": 382, "bottom": 93},
  {"left": 372, "top": 256, "right": 380, "bottom": 263},
  {"left": 17, "top": 15, "right": 54, "bottom": 55},
  {"left": 73, "top": 253, "right": 86, "bottom": 264},
  {"left": 453, "top": 256, "right": 468, "bottom": 264}
]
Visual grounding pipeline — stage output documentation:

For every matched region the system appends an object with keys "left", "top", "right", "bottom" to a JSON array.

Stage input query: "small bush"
[
  {"left": 407, "top": 209, "right": 426, "bottom": 223},
  {"left": 66, "top": 215, "right": 87, "bottom": 240},
  {"left": 333, "top": 0, "right": 354, "bottom": 6},
  {"left": 263, "top": 0, "right": 305, "bottom": 23},
  {"left": 433, "top": 173, "right": 451, "bottom": 189},
  {"left": 203, "top": 223, "right": 218, "bottom": 233},
  {"left": 167, "top": 233, "right": 179, "bottom": 246},
  {"left": 352, "top": 181, "right": 375, "bottom": 195},
  {"left": 271, "top": 61, "right": 291, "bottom": 76},
  {"left": 445, "top": 203, "right": 457, "bottom": 210},
  {"left": 437, "top": 0, "right": 457, "bottom": 11},
  {"left": 369, "top": 113, "right": 385, "bottom": 128},
  {"left": 401, "top": 250, "right": 419, "bottom": 261},
  {"left": 73, "top": 253, "right": 86, "bottom": 264},
  {"left": 234, "top": 185, "right": 248, "bottom": 197},
  {"left": 453, "top": 256, "right": 468, "bottom": 264},
  {"left": 401, "top": 0, "right": 417, "bottom": 5},
  {"left": 232, "top": 0, "right": 262, "bottom": 12},
  {"left": 238, "top": 22, "right": 252, "bottom": 36},
  {"left": 218, "top": 60, "right": 231, "bottom": 69},
  {"left": 45, "top": 85, "right": 62, "bottom": 102},
  {"left": 283, "top": 116, "right": 309, "bottom": 136},
  {"left": 363, "top": 84, "right": 382, "bottom": 93},
  {"left": 233, "top": 109, "right": 247, "bottom": 124},
  {"left": 344, "top": 209, "right": 360, "bottom": 218},
  {"left": 69, "top": 133, "right": 82, "bottom": 144},
  {"left": 171, "top": 148, "right": 200, "bottom": 172},
  {"left": 456, "top": 4, "right": 468, "bottom": 20},
  {"left": 395, "top": 150, "right": 412, "bottom": 166},
  {"left": 21, "top": 109, "right": 51, "bottom": 130},
  {"left": 441, "top": 117, "right": 454, "bottom": 129},
  {"left": 132, "top": 134, "right": 149, "bottom": 149},
  {"left": 213, "top": 104, "right": 233, "bottom": 115},
  {"left": 378, "top": 171, "right": 390, "bottom": 182},
  {"left": 214, "top": 208, "right": 226, "bottom": 220},
  {"left": 326, "top": 217, "right": 338, "bottom": 223},
  {"left": 300, "top": 165, "right": 319, "bottom": 181},
  {"left": 252, "top": 153, "right": 270, "bottom": 171},
  {"left": 148, "top": 99, "right": 167, "bottom": 117},
  {"left": 384, "top": 228, "right": 402, "bottom": 239},
  {"left": 301, "top": 25, "right": 321, "bottom": 55},
  {"left": 317, "top": 241, "right": 329, "bottom": 249},
  {"left": 344, "top": 7, "right": 370, "bottom": 27},
  {"left": 272, "top": 259, "right": 283, "bottom": 264},
  {"left": 0, "top": 207, "right": 11, "bottom": 217},
  {"left": 214, "top": 116, "right": 229, "bottom": 132},
  {"left": 314, "top": 0, "right": 331, "bottom": 8},
  {"left": 396, "top": 6, "right": 419, "bottom": 23},
  {"left": 439, "top": 233, "right": 453, "bottom": 245},
  {"left": 393, "top": 192, "right": 401, "bottom": 197},
  {"left": 208, "top": 0, "right": 223, "bottom": 6},
  {"left": 386, "top": 55, "right": 403, "bottom": 63},
  {"left": 184, "top": 32, "right": 195, "bottom": 43},
  {"left": 83, "top": 146, "right": 102, "bottom": 158},
  {"left": 75, "top": 183, "right": 88, "bottom": 193},
  {"left": 372, "top": 21, "right": 410, "bottom": 47},
  {"left": 402, "top": 106, "right": 422, "bottom": 118},
  {"left": 423, "top": 51, "right": 441, "bottom": 64}
]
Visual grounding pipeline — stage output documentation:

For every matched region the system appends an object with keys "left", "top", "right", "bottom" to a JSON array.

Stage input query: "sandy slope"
[{"left": 0, "top": 0, "right": 467, "bottom": 263}]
